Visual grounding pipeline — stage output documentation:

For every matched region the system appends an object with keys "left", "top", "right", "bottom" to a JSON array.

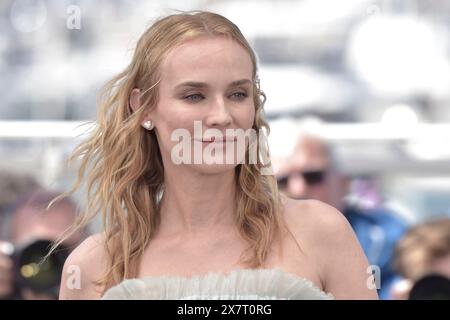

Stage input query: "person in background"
[
  {"left": 0, "top": 171, "right": 40, "bottom": 239},
  {"left": 0, "top": 171, "right": 41, "bottom": 299},
  {"left": 0, "top": 190, "right": 86, "bottom": 299},
  {"left": 392, "top": 218, "right": 450, "bottom": 299},
  {"left": 275, "top": 134, "right": 407, "bottom": 299}
]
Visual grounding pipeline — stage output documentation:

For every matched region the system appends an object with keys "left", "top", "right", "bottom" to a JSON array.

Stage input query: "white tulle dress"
[{"left": 101, "top": 268, "right": 335, "bottom": 300}]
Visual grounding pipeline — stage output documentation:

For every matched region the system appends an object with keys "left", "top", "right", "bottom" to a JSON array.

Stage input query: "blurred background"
[{"left": 0, "top": 0, "right": 450, "bottom": 300}]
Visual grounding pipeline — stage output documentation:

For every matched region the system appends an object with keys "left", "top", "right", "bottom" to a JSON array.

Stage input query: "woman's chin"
[{"left": 189, "top": 163, "right": 240, "bottom": 175}]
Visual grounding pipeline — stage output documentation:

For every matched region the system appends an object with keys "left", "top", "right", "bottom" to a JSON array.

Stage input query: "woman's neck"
[{"left": 156, "top": 167, "right": 238, "bottom": 238}]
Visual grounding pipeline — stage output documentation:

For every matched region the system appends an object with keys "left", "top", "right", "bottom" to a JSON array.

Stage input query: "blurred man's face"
[
  {"left": 430, "top": 253, "right": 450, "bottom": 279},
  {"left": 276, "top": 139, "right": 344, "bottom": 209},
  {"left": 10, "top": 203, "right": 83, "bottom": 247},
  {"left": 277, "top": 146, "right": 330, "bottom": 201}
]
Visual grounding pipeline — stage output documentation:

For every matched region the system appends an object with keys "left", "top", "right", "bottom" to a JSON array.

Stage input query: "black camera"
[
  {"left": 409, "top": 274, "right": 450, "bottom": 300},
  {"left": 4, "top": 239, "right": 70, "bottom": 299}
]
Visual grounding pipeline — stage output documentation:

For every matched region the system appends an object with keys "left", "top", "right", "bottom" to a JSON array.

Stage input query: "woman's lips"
[{"left": 196, "top": 137, "right": 237, "bottom": 143}]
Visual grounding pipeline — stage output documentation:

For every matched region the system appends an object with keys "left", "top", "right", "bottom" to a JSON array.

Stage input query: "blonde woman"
[{"left": 57, "top": 11, "right": 377, "bottom": 300}]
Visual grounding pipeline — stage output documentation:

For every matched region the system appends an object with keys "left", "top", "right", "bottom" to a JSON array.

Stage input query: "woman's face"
[{"left": 150, "top": 35, "right": 256, "bottom": 174}]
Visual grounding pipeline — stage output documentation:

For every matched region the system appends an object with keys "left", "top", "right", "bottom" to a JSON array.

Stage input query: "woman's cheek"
[
  {"left": 159, "top": 119, "right": 193, "bottom": 149},
  {"left": 242, "top": 104, "right": 256, "bottom": 129}
]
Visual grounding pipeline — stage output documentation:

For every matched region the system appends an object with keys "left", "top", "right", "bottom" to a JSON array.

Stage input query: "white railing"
[{"left": 1, "top": 121, "right": 450, "bottom": 140}]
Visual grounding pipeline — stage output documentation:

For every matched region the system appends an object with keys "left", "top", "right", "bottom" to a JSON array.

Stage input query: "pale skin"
[{"left": 59, "top": 36, "right": 378, "bottom": 300}]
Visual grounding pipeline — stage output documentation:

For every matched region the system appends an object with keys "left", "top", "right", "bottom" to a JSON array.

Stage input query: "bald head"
[{"left": 293, "top": 135, "right": 333, "bottom": 170}]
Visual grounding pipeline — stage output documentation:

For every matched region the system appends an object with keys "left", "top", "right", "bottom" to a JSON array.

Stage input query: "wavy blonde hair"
[{"left": 53, "top": 11, "right": 286, "bottom": 294}]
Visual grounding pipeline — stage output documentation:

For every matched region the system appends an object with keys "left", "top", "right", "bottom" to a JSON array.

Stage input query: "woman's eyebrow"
[
  {"left": 229, "top": 79, "right": 252, "bottom": 86},
  {"left": 174, "top": 81, "right": 208, "bottom": 90},
  {"left": 174, "top": 79, "right": 252, "bottom": 90}
]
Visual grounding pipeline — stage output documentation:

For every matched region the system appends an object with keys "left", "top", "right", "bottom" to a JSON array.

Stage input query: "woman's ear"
[
  {"left": 130, "top": 88, "right": 155, "bottom": 130},
  {"left": 129, "top": 88, "right": 141, "bottom": 113}
]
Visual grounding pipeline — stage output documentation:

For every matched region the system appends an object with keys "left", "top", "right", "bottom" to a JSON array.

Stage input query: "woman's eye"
[
  {"left": 230, "top": 92, "right": 247, "bottom": 100},
  {"left": 184, "top": 94, "right": 204, "bottom": 102}
]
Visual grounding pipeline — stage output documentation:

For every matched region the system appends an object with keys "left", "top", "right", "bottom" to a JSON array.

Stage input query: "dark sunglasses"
[{"left": 277, "top": 170, "right": 327, "bottom": 188}]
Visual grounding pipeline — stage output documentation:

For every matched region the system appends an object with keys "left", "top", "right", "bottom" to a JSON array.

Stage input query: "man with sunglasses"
[{"left": 275, "top": 134, "right": 407, "bottom": 299}]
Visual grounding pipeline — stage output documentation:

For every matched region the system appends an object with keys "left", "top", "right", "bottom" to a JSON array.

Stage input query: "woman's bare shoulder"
[
  {"left": 280, "top": 197, "right": 352, "bottom": 260},
  {"left": 281, "top": 197, "right": 378, "bottom": 299},
  {"left": 59, "top": 233, "right": 108, "bottom": 300},
  {"left": 281, "top": 197, "right": 350, "bottom": 239}
]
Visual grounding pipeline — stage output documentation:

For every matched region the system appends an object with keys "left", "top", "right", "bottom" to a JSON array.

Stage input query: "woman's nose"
[{"left": 205, "top": 96, "right": 232, "bottom": 127}]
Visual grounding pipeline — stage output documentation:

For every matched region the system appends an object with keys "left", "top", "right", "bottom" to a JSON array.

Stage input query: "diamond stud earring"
[{"left": 142, "top": 120, "right": 154, "bottom": 130}]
